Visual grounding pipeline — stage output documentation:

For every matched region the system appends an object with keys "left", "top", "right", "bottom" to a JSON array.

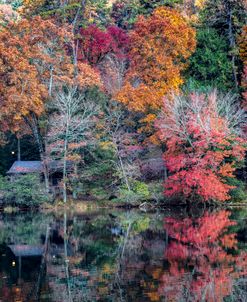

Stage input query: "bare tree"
[
  {"left": 159, "top": 90, "right": 246, "bottom": 144},
  {"left": 47, "top": 86, "right": 99, "bottom": 203},
  {"left": 98, "top": 53, "right": 128, "bottom": 95},
  {"left": 104, "top": 103, "right": 141, "bottom": 194}
]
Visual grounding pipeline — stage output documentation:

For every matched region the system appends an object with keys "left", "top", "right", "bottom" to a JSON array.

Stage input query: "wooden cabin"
[{"left": 6, "top": 160, "right": 74, "bottom": 192}]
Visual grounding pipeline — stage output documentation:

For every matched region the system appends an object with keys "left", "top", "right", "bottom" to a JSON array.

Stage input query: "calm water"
[{"left": 0, "top": 207, "right": 246, "bottom": 302}]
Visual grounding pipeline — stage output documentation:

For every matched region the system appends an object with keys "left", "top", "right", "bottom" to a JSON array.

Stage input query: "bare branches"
[
  {"left": 47, "top": 86, "right": 99, "bottom": 157},
  {"left": 47, "top": 85, "right": 99, "bottom": 202},
  {"left": 159, "top": 90, "right": 246, "bottom": 144}
]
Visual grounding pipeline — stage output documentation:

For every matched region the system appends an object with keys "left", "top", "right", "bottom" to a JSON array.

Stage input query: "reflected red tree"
[{"left": 159, "top": 210, "right": 247, "bottom": 302}]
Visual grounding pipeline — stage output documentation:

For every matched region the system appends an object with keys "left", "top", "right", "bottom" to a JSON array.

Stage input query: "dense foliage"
[
  {"left": 0, "top": 0, "right": 246, "bottom": 204},
  {"left": 117, "top": 6, "right": 196, "bottom": 112},
  {"left": 0, "top": 174, "right": 49, "bottom": 206}
]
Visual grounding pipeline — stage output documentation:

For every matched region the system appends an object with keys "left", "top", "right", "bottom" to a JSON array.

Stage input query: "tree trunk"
[
  {"left": 24, "top": 114, "right": 50, "bottom": 192},
  {"left": 63, "top": 145, "right": 68, "bottom": 204},
  {"left": 64, "top": 212, "right": 72, "bottom": 302},
  {"left": 117, "top": 149, "right": 131, "bottom": 192},
  {"left": 17, "top": 137, "right": 21, "bottom": 161},
  {"left": 49, "top": 67, "right": 53, "bottom": 97},
  {"left": 226, "top": 1, "right": 238, "bottom": 89},
  {"left": 63, "top": 119, "right": 69, "bottom": 203}
]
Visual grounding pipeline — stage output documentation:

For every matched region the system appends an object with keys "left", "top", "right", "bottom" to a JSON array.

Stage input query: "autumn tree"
[
  {"left": 77, "top": 25, "right": 129, "bottom": 65},
  {"left": 77, "top": 24, "right": 129, "bottom": 94},
  {"left": 0, "top": 3, "right": 19, "bottom": 24},
  {"left": 157, "top": 91, "right": 246, "bottom": 202},
  {"left": 116, "top": 7, "right": 196, "bottom": 114},
  {"left": 0, "top": 16, "right": 70, "bottom": 189},
  {"left": 0, "top": 17, "right": 46, "bottom": 132},
  {"left": 47, "top": 86, "right": 100, "bottom": 203},
  {"left": 0, "top": 15, "right": 101, "bottom": 190}
]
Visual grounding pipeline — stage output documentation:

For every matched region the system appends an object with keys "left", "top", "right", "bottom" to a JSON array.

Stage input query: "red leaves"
[
  {"left": 164, "top": 211, "right": 236, "bottom": 246},
  {"left": 160, "top": 210, "right": 247, "bottom": 302},
  {"left": 77, "top": 25, "right": 129, "bottom": 66},
  {"left": 157, "top": 92, "right": 246, "bottom": 202}
]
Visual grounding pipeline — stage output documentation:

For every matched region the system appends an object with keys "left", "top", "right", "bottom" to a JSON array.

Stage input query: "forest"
[{"left": 0, "top": 0, "right": 246, "bottom": 207}]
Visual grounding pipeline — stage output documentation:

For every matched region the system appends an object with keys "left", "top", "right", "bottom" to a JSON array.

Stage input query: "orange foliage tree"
[
  {"left": 0, "top": 4, "right": 19, "bottom": 25},
  {"left": 239, "top": 25, "right": 247, "bottom": 63},
  {"left": 157, "top": 91, "right": 246, "bottom": 202},
  {"left": 0, "top": 17, "right": 62, "bottom": 132},
  {"left": 159, "top": 210, "right": 247, "bottom": 301},
  {"left": 116, "top": 7, "right": 196, "bottom": 113},
  {"left": 0, "top": 16, "right": 100, "bottom": 132},
  {"left": 0, "top": 15, "right": 100, "bottom": 189}
]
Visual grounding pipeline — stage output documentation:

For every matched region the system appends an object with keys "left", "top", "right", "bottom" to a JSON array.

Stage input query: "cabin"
[{"left": 6, "top": 160, "right": 74, "bottom": 191}]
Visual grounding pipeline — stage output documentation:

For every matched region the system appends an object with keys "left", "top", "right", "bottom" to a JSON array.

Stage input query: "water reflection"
[
  {"left": 0, "top": 213, "right": 52, "bottom": 301},
  {"left": 0, "top": 208, "right": 246, "bottom": 301},
  {"left": 160, "top": 210, "right": 247, "bottom": 301}
]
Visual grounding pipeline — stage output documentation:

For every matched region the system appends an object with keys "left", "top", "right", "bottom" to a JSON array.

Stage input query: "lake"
[{"left": 0, "top": 207, "right": 246, "bottom": 301}]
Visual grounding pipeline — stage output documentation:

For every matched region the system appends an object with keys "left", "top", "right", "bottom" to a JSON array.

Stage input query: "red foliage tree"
[
  {"left": 157, "top": 91, "right": 246, "bottom": 202},
  {"left": 77, "top": 25, "right": 129, "bottom": 66},
  {"left": 76, "top": 24, "right": 129, "bottom": 94}
]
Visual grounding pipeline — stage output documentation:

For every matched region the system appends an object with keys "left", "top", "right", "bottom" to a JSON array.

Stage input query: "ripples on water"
[{"left": 0, "top": 207, "right": 246, "bottom": 302}]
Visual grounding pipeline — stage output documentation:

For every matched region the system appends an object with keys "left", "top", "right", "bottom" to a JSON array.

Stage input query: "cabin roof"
[
  {"left": 7, "top": 160, "right": 73, "bottom": 175},
  {"left": 8, "top": 245, "right": 44, "bottom": 257},
  {"left": 7, "top": 161, "right": 43, "bottom": 174}
]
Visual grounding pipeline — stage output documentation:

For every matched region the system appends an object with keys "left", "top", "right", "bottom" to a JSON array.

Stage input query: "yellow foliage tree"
[
  {"left": 116, "top": 7, "right": 196, "bottom": 113},
  {"left": 239, "top": 25, "right": 247, "bottom": 63}
]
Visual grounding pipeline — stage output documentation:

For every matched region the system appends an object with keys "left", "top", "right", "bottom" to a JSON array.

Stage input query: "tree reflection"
[
  {"left": 159, "top": 210, "right": 247, "bottom": 302},
  {"left": 2, "top": 210, "right": 245, "bottom": 301}
]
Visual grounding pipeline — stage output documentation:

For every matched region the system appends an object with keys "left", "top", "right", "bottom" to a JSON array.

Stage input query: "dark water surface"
[{"left": 0, "top": 207, "right": 246, "bottom": 302}]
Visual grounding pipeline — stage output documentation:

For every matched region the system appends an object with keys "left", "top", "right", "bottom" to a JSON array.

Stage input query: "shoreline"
[{"left": 0, "top": 199, "right": 247, "bottom": 214}]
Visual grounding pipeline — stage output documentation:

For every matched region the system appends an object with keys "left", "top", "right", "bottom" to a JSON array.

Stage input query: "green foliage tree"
[
  {"left": 187, "top": 28, "right": 233, "bottom": 91},
  {"left": 111, "top": 0, "right": 182, "bottom": 29},
  {"left": 200, "top": 0, "right": 247, "bottom": 89},
  {"left": 111, "top": 0, "right": 142, "bottom": 29},
  {"left": 139, "top": 0, "right": 182, "bottom": 11},
  {"left": 22, "top": 0, "right": 111, "bottom": 28}
]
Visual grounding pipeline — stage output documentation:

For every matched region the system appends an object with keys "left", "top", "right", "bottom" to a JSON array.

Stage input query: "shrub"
[
  {"left": 1, "top": 174, "right": 49, "bottom": 206},
  {"left": 118, "top": 180, "right": 150, "bottom": 203}
]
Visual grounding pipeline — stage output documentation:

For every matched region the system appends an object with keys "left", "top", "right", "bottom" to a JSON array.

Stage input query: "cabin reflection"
[
  {"left": 0, "top": 223, "right": 74, "bottom": 302},
  {"left": 0, "top": 244, "right": 43, "bottom": 301}
]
